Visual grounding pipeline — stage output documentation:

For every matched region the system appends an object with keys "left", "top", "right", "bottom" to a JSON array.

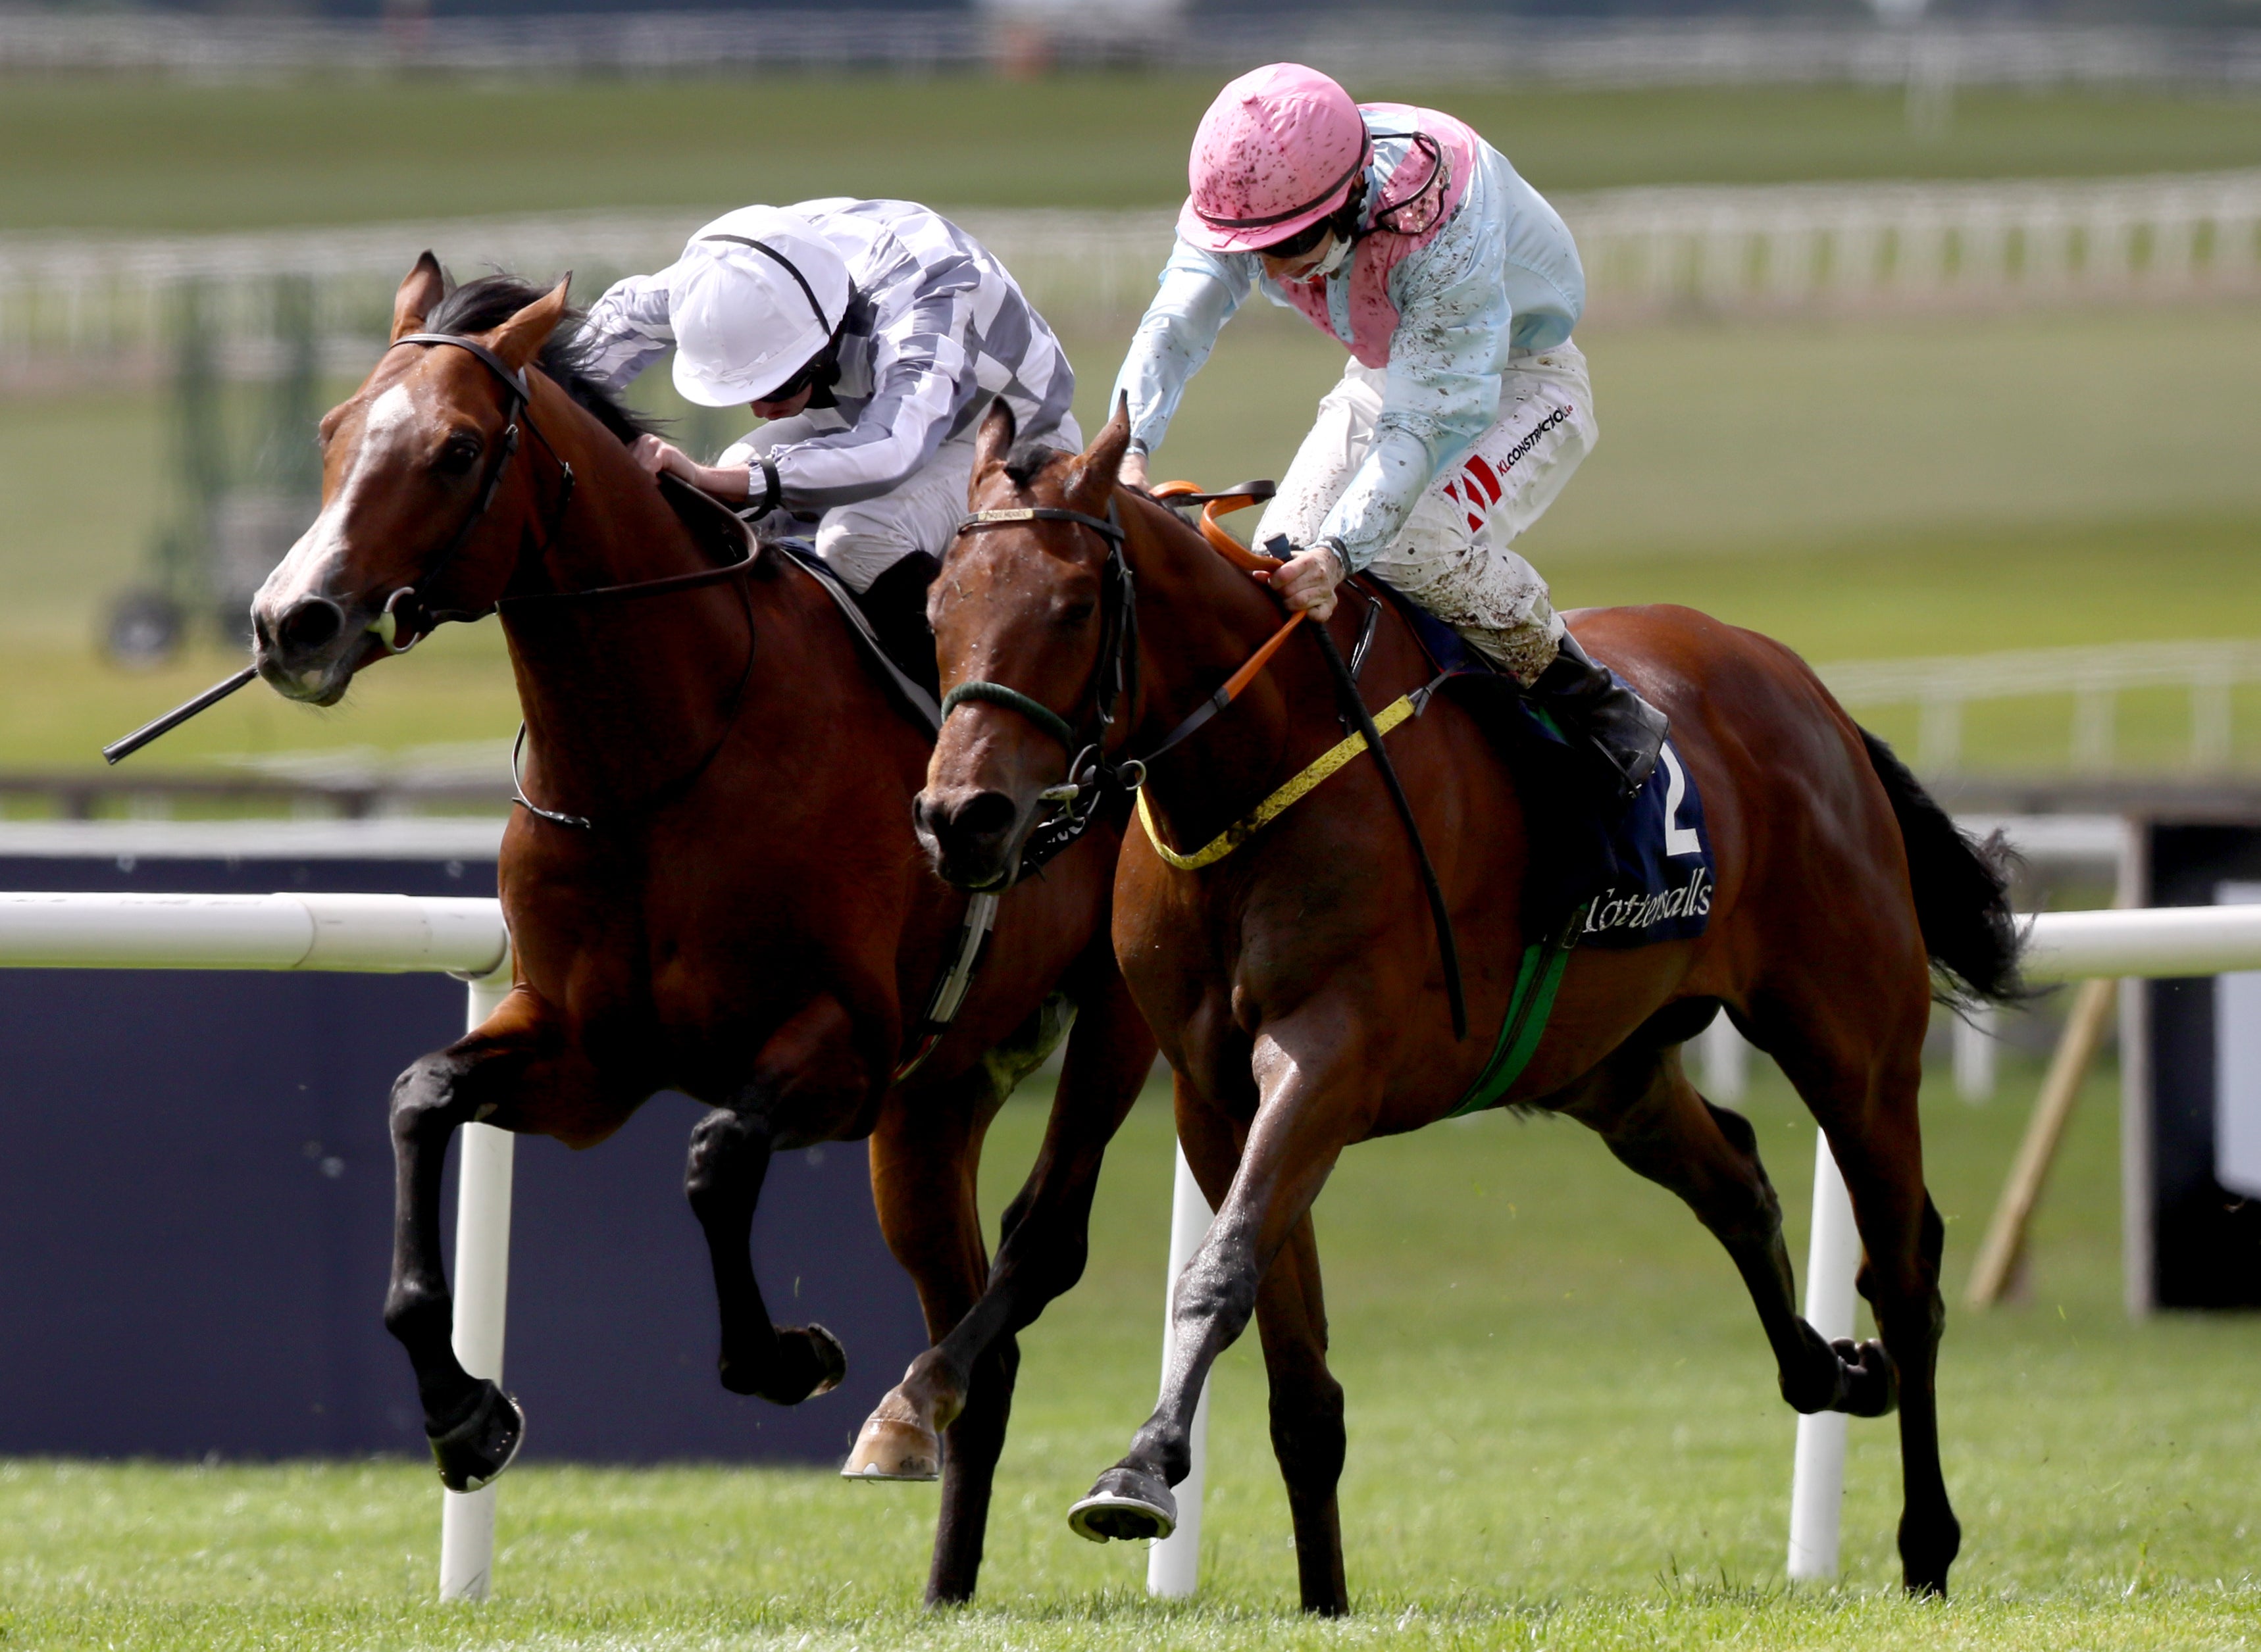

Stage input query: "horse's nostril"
[
  {"left": 276, "top": 597, "right": 345, "bottom": 655},
  {"left": 952, "top": 791, "right": 1019, "bottom": 842}
]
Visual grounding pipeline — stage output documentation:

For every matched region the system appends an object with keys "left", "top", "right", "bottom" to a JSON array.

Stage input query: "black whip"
[
  {"left": 1308, "top": 610, "right": 1467, "bottom": 1041},
  {"left": 102, "top": 666, "right": 258, "bottom": 766}
]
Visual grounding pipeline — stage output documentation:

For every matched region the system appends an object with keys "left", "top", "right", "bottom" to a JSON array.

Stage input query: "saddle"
[{"left": 1361, "top": 578, "right": 1709, "bottom": 950}]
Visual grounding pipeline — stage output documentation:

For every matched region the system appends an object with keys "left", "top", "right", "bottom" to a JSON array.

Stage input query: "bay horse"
[
  {"left": 248, "top": 259, "right": 1157, "bottom": 1605},
  {"left": 916, "top": 399, "right": 2021, "bottom": 1611}
]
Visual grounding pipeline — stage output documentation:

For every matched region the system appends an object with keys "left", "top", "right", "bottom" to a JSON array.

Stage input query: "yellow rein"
[{"left": 1136, "top": 693, "right": 1417, "bottom": 871}]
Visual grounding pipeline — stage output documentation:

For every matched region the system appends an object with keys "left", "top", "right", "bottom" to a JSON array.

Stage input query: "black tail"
[{"left": 1860, "top": 728, "right": 2026, "bottom": 1008}]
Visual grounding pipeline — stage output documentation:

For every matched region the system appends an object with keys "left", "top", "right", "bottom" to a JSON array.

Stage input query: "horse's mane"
[
  {"left": 1001, "top": 442, "right": 1072, "bottom": 491},
  {"left": 423, "top": 272, "right": 659, "bottom": 448}
]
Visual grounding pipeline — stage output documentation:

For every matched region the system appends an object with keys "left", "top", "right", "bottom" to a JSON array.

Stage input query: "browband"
[
  {"left": 958, "top": 506, "right": 1125, "bottom": 545},
  {"left": 388, "top": 332, "right": 532, "bottom": 404}
]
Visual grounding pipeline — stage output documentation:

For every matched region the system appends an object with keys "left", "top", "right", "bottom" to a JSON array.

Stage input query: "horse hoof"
[
  {"left": 1067, "top": 1465, "right": 1176, "bottom": 1543},
  {"left": 1832, "top": 1337, "right": 1899, "bottom": 1418},
  {"left": 800, "top": 1323, "right": 848, "bottom": 1398},
  {"left": 428, "top": 1381, "right": 524, "bottom": 1492},
  {"left": 841, "top": 1399, "right": 940, "bottom": 1482}
]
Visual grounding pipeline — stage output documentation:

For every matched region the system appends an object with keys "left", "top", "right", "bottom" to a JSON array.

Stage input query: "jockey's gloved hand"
[{"left": 1254, "top": 536, "right": 1346, "bottom": 622}]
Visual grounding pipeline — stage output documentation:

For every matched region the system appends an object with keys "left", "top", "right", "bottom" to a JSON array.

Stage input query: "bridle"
[
  {"left": 941, "top": 484, "right": 1302, "bottom": 882},
  {"left": 943, "top": 501, "right": 1140, "bottom": 877},
  {"left": 378, "top": 330, "right": 760, "bottom": 833},
  {"left": 371, "top": 332, "right": 578, "bottom": 654}
]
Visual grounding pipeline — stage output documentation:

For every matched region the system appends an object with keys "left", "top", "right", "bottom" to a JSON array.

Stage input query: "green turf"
[
  {"left": 6, "top": 1043, "right": 2258, "bottom": 1648},
  {"left": 5, "top": 77, "right": 2261, "bottom": 234}
]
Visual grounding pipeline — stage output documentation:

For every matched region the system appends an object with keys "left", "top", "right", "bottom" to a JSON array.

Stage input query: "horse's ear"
[
  {"left": 487, "top": 274, "right": 573, "bottom": 373},
  {"left": 1063, "top": 393, "right": 1132, "bottom": 511},
  {"left": 973, "top": 397, "right": 1017, "bottom": 479},
  {"left": 390, "top": 252, "right": 446, "bottom": 343}
]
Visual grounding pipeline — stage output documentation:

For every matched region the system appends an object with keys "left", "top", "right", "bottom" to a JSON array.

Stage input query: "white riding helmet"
[{"left": 668, "top": 207, "right": 852, "bottom": 407}]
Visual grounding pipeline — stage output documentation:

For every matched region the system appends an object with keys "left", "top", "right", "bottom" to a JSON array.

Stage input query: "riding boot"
[
  {"left": 851, "top": 551, "right": 942, "bottom": 703},
  {"left": 1526, "top": 632, "right": 1669, "bottom": 799}
]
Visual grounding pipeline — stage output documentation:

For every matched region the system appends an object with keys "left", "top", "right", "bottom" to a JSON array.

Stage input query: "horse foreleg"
[
  {"left": 684, "top": 995, "right": 863, "bottom": 1406},
  {"left": 1069, "top": 1018, "right": 1356, "bottom": 1583},
  {"left": 859, "top": 1078, "right": 994, "bottom": 1602},
  {"left": 383, "top": 990, "right": 570, "bottom": 1491},
  {"left": 851, "top": 951, "right": 1152, "bottom": 1490},
  {"left": 1561, "top": 1034, "right": 1889, "bottom": 1420},
  {"left": 1253, "top": 1209, "right": 1350, "bottom": 1615}
]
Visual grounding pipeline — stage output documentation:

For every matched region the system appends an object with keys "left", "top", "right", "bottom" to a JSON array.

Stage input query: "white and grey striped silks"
[{"left": 579, "top": 198, "right": 1078, "bottom": 520}]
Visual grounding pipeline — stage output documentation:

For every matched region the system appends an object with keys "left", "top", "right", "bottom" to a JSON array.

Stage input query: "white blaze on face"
[{"left": 255, "top": 379, "right": 426, "bottom": 620}]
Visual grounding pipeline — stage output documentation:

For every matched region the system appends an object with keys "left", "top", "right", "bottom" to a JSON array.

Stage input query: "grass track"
[
  {"left": 7, "top": 78, "right": 2261, "bottom": 234},
  {"left": 6, "top": 1051, "right": 2258, "bottom": 1648}
]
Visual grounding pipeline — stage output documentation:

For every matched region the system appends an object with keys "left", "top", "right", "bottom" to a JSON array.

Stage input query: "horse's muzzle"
[
  {"left": 913, "top": 786, "right": 1025, "bottom": 891},
  {"left": 251, "top": 593, "right": 361, "bottom": 705}
]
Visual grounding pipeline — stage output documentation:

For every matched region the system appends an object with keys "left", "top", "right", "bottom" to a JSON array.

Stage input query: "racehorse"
[
  {"left": 249, "top": 258, "right": 1157, "bottom": 1605},
  {"left": 915, "top": 399, "right": 2022, "bottom": 1611}
]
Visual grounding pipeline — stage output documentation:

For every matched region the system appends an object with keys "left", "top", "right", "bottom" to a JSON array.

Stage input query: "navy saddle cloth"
[{"left": 1377, "top": 586, "right": 1714, "bottom": 950}]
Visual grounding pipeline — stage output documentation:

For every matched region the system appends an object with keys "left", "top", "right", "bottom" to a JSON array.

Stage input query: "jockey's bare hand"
[
  {"left": 1254, "top": 541, "right": 1343, "bottom": 622},
  {"left": 629, "top": 435, "right": 751, "bottom": 504},
  {"left": 1119, "top": 449, "right": 1149, "bottom": 491}
]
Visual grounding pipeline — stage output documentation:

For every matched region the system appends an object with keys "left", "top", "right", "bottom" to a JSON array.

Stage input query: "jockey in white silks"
[
  {"left": 1113, "top": 64, "right": 1667, "bottom": 797},
  {"left": 580, "top": 199, "right": 1081, "bottom": 676}
]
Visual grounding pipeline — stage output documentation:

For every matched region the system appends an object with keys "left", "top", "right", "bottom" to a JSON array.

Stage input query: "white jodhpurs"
[
  {"left": 728, "top": 410, "right": 1084, "bottom": 594},
  {"left": 1252, "top": 341, "right": 1597, "bottom": 683}
]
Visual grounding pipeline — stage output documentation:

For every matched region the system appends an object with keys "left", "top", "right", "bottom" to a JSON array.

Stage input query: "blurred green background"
[{"left": 4, "top": 74, "right": 2260, "bottom": 777}]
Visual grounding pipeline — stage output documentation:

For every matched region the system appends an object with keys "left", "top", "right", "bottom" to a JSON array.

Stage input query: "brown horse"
[
  {"left": 247, "top": 259, "right": 1156, "bottom": 1605},
  {"left": 917, "top": 400, "right": 2021, "bottom": 1611}
]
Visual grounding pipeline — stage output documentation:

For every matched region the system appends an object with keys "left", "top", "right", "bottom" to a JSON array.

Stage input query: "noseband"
[{"left": 373, "top": 331, "right": 577, "bottom": 653}]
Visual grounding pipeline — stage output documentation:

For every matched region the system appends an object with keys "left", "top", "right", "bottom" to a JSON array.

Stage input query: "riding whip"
[
  {"left": 101, "top": 666, "right": 259, "bottom": 766},
  {"left": 1271, "top": 540, "right": 1467, "bottom": 1041}
]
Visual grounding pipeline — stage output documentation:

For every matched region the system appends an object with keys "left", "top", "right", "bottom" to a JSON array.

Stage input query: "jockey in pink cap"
[{"left": 1114, "top": 63, "right": 1667, "bottom": 797}]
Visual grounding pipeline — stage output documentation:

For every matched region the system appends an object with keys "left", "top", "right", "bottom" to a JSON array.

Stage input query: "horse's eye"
[
  {"left": 1055, "top": 598, "right": 1096, "bottom": 628},
  {"left": 432, "top": 434, "right": 482, "bottom": 476}
]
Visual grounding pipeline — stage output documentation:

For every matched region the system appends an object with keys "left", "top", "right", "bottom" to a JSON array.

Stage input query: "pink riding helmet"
[{"left": 1179, "top": 63, "right": 1369, "bottom": 256}]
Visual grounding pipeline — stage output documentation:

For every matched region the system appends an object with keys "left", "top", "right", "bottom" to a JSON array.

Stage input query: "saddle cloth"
[{"left": 1375, "top": 583, "right": 1715, "bottom": 951}]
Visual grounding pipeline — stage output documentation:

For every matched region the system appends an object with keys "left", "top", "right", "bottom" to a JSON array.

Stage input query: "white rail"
[
  {"left": 0, "top": 890, "right": 514, "bottom": 1605},
  {"left": 9, "top": 168, "right": 2258, "bottom": 377},
  {"left": 1148, "top": 903, "right": 2261, "bottom": 1595},
  {"left": 1820, "top": 639, "right": 2261, "bottom": 776}
]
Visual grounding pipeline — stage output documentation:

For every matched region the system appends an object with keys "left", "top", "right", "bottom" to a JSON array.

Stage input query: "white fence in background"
[
  {"left": 1820, "top": 639, "right": 2261, "bottom": 777},
  {"left": 1145, "top": 903, "right": 2261, "bottom": 1595},
  {"left": 3, "top": 13, "right": 2259, "bottom": 87},
  {"left": 8, "top": 169, "right": 2260, "bottom": 380},
  {"left": 0, "top": 891, "right": 517, "bottom": 1604}
]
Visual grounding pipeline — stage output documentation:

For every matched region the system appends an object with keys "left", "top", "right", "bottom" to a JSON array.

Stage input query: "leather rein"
[{"left": 385, "top": 331, "right": 760, "bottom": 832}]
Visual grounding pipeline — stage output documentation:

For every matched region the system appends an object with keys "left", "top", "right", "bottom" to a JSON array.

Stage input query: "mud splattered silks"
[{"left": 1113, "top": 104, "right": 1586, "bottom": 581}]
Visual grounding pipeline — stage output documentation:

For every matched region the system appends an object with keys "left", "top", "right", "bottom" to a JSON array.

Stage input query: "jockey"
[
  {"left": 1113, "top": 64, "right": 1667, "bottom": 797},
  {"left": 580, "top": 199, "right": 1081, "bottom": 675}
]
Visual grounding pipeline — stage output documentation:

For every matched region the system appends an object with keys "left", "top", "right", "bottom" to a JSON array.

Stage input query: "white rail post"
[
  {"left": 1954, "top": 1003, "right": 1999, "bottom": 1104},
  {"left": 1787, "top": 1130, "right": 1860, "bottom": 1582},
  {"left": 1700, "top": 1013, "right": 1750, "bottom": 1103},
  {"left": 438, "top": 966, "right": 516, "bottom": 1604},
  {"left": 1146, "top": 1141, "right": 1215, "bottom": 1600}
]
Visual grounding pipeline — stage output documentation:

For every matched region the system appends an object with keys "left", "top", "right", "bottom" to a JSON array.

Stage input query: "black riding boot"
[
  {"left": 1527, "top": 632, "right": 1669, "bottom": 799},
  {"left": 851, "top": 551, "right": 942, "bottom": 703}
]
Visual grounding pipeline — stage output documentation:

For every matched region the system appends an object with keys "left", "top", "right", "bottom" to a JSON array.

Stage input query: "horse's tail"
[{"left": 1858, "top": 726, "right": 2027, "bottom": 1008}]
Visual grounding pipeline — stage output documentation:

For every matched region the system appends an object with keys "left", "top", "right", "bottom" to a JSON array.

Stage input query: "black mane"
[
  {"left": 1002, "top": 441, "right": 1071, "bottom": 489},
  {"left": 423, "top": 272, "right": 659, "bottom": 448}
]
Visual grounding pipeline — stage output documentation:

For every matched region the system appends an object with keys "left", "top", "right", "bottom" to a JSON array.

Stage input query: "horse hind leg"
[
  {"left": 1759, "top": 1001, "right": 1960, "bottom": 1596},
  {"left": 1560, "top": 1028, "right": 1885, "bottom": 1426}
]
